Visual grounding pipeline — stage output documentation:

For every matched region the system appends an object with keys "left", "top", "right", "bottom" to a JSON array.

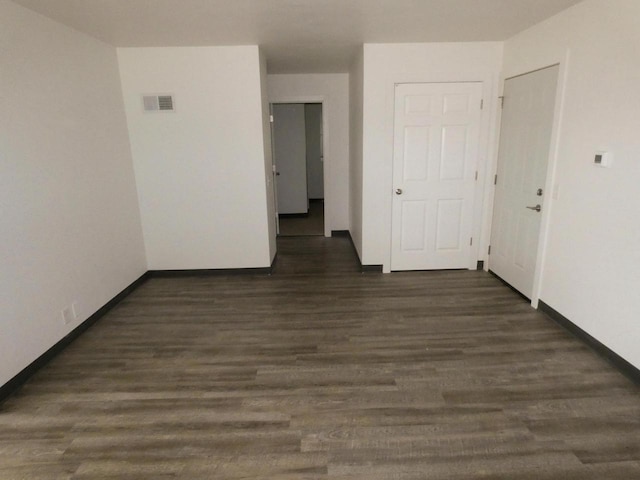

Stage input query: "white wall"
[
  {"left": 349, "top": 49, "right": 365, "bottom": 261},
  {"left": 503, "top": 0, "right": 640, "bottom": 368},
  {"left": 361, "top": 43, "right": 504, "bottom": 271},
  {"left": 267, "top": 74, "right": 350, "bottom": 236},
  {"left": 118, "top": 46, "right": 272, "bottom": 270},
  {"left": 0, "top": 1, "right": 147, "bottom": 387}
]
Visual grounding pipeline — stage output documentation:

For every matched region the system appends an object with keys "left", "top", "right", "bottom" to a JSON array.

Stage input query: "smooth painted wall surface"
[
  {"left": 0, "top": 1, "right": 147, "bottom": 386},
  {"left": 267, "top": 74, "right": 350, "bottom": 236},
  {"left": 349, "top": 49, "right": 365, "bottom": 261},
  {"left": 361, "top": 43, "right": 504, "bottom": 271},
  {"left": 118, "top": 46, "right": 272, "bottom": 270},
  {"left": 503, "top": 0, "right": 640, "bottom": 368}
]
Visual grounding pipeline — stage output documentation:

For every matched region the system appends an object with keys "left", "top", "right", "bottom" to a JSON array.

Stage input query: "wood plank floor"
[
  {"left": 278, "top": 200, "right": 325, "bottom": 237},
  {"left": 1, "top": 236, "right": 639, "bottom": 479}
]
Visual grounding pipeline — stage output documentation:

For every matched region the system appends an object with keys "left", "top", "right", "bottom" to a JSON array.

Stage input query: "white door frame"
[
  {"left": 269, "top": 96, "right": 330, "bottom": 237},
  {"left": 488, "top": 52, "right": 570, "bottom": 308}
]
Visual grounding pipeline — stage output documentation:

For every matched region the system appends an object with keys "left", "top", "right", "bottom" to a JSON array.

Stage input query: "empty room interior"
[{"left": 1, "top": 0, "right": 639, "bottom": 478}]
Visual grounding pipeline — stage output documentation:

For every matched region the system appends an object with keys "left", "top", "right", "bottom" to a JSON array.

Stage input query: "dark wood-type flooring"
[
  {"left": 278, "top": 200, "right": 324, "bottom": 237},
  {"left": 1, "top": 236, "right": 639, "bottom": 479}
]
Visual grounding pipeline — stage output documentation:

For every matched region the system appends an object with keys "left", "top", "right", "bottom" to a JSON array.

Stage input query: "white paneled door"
[
  {"left": 391, "top": 82, "right": 483, "bottom": 271},
  {"left": 490, "top": 65, "right": 559, "bottom": 298}
]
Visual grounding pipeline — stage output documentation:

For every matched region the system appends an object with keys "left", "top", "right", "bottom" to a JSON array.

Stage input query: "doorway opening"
[{"left": 271, "top": 102, "right": 325, "bottom": 236}]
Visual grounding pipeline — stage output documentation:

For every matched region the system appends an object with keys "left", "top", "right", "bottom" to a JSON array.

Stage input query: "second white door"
[
  {"left": 490, "top": 65, "right": 559, "bottom": 298},
  {"left": 391, "top": 82, "right": 483, "bottom": 271}
]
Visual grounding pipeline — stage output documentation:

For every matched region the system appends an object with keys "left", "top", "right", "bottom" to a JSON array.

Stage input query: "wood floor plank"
[{"left": 1, "top": 236, "right": 639, "bottom": 478}]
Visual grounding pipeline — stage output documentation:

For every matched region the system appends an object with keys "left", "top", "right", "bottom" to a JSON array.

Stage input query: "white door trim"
[{"left": 269, "top": 96, "right": 330, "bottom": 237}]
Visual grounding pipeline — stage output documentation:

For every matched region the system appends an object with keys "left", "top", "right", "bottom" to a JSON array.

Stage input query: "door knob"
[
  {"left": 395, "top": 189, "right": 403, "bottom": 195},
  {"left": 526, "top": 205, "right": 542, "bottom": 212}
]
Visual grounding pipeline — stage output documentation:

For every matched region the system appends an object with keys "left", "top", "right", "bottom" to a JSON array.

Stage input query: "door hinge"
[
  {"left": 480, "top": 99, "right": 484, "bottom": 110},
  {"left": 269, "top": 115, "right": 274, "bottom": 123},
  {"left": 494, "top": 174, "right": 498, "bottom": 185},
  {"left": 470, "top": 238, "right": 473, "bottom": 246},
  {"left": 499, "top": 96, "right": 504, "bottom": 109},
  {"left": 475, "top": 171, "right": 479, "bottom": 181},
  {"left": 488, "top": 245, "right": 492, "bottom": 255}
]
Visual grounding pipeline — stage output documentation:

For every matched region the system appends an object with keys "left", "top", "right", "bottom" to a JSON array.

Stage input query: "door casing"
[{"left": 269, "top": 97, "right": 329, "bottom": 237}]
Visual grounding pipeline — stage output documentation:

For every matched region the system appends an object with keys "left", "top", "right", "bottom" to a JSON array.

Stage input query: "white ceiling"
[{"left": 13, "top": 0, "right": 582, "bottom": 73}]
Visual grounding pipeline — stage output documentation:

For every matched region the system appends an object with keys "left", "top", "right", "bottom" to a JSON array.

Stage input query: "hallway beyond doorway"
[{"left": 278, "top": 199, "right": 324, "bottom": 236}]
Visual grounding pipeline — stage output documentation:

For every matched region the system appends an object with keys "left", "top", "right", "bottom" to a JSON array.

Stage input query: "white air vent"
[{"left": 142, "top": 94, "right": 175, "bottom": 112}]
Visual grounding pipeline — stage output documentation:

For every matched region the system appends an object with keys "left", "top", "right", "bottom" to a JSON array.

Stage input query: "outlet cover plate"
[{"left": 62, "top": 307, "right": 74, "bottom": 325}]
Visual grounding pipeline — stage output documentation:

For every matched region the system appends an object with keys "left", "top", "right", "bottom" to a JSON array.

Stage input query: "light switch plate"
[{"left": 594, "top": 151, "right": 613, "bottom": 168}]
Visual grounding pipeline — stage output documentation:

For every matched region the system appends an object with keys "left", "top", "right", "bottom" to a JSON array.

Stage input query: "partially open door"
[{"left": 490, "top": 65, "right": 559, "bottom": 298}]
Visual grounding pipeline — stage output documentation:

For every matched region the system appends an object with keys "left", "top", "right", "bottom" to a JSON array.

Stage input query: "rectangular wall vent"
[
  {"left": 158, "top": 95, "right": 174, "bottom": 111},
  {"left": 142, "top": 94, "right": 175, "bottom": 112}
]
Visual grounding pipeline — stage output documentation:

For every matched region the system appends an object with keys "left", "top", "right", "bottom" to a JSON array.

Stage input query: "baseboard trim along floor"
[
  {"left": 0, "top": 271, "right": 151, "bottom": 404},
  {"left": 538, "top": 300, "right": 640, "bottom": 385},
  {"left": 333, "top": 230, "right": 383, "bottom": 274},
  {"left": 4, "top": 264, "right": 638, "bottom": 409},
  {"left": 0, "top": 264, "right": 281, "bottom": 404},
  {"left": 149, "top": 267, "right": 273, "bottom": 277},
  {"left": 2, "top": 236, "right": 639, "bottom": 478}
]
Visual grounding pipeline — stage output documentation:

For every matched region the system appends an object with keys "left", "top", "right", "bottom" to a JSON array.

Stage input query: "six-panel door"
[{"left": 391, "top": 82, "right": 483, "bottom": 271}]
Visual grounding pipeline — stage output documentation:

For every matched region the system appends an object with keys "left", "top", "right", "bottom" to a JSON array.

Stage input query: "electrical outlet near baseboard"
[{"left": 61, "top": 306, "right": 74, "bottom": 325}]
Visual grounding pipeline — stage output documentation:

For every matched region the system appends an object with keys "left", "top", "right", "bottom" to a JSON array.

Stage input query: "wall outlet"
[
  {"left": 71, "top": 302, "right": 79, "bottom": 320},
  {"left": 61, "top": 306, "right": 74, "bottom": 325}
]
